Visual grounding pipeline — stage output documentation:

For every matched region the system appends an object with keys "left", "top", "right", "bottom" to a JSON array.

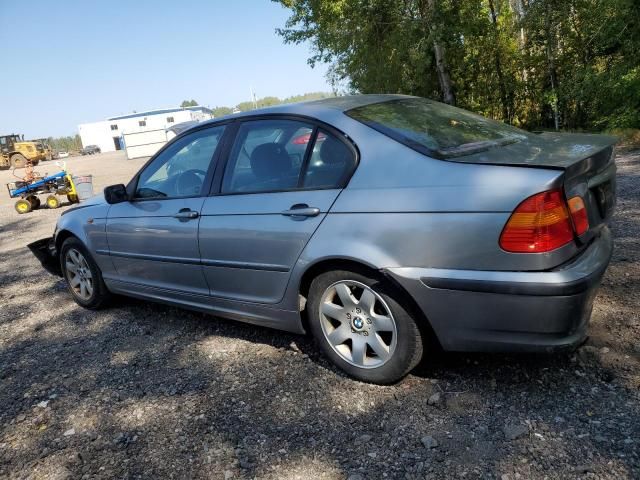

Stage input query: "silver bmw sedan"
[{"left": 29, "top": 95, "right": 616, "bottom": 384}]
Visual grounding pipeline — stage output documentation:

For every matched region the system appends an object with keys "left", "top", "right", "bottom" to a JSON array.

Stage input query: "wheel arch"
[
  {"left": 297, "top": 257, "right": 441, "bottom": 350},
  {"left": 55, "top": 229, "right": 79, "bottom": 255},
  {"left": 298, "top": 257, "right": 380, "bottom": 300}
]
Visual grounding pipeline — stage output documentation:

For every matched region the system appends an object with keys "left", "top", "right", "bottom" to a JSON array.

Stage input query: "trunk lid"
[{"left": 464, "top": 132, "right": 617, "bottom": 243}]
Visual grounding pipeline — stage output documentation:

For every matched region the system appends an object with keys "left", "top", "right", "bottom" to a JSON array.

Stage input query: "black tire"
[
  {"left": 26, "top": 195, "right": 40, "bottom": 209},
  {"left": 10, "top": 153, "right": 26, "bottom": 168},
  {"left": 307, "top": 269, "right": 423, "bottom": 384},
  {"left": 60, "top": 237, "right": 111, "bottom": 309}
]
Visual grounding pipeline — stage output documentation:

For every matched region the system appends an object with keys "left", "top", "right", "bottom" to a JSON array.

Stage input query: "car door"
[
  {"left": 105, "top": 125, "right": 227, "bottom": 296},
  {"left": 199, "top": 118, "right": 357, "bottom": 304}
]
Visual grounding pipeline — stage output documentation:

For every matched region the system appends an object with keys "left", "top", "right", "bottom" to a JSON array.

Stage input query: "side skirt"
[{"left": 104, "top": 278, "right": 305, "bottom": 334}]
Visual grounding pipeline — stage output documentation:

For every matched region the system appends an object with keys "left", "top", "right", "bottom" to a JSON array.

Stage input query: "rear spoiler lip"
[
  {"left": 27, "top": 237, "right": 62, "bottom": 277},
  {"left": 458, "top": 139, "right": 617, "bottom": 175},
  {"left": 564, "top": 144, "right": 617, "bottom": 181}
]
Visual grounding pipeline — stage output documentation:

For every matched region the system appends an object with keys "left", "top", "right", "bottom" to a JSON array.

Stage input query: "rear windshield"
[{"left": 346, "top": 97, "right": 530, "bottom": 158}]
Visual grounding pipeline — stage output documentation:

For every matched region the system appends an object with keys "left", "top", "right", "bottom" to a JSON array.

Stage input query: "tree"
[
  {"left": 236, "top": 101, "right": 256, "bottom": 112},
  {"left": 274, "top": 0, "right": 640, "bottom": 131},
  {"left": 48, "top": 134, "right": 82, "bottom": 152},
  {"left": 208, "top": 92, "right": 333, "bottom": 114},
  {"left": 180, "top": 99, "right": 199, "bottom": 107},
  {"left": 212, "top": 106, "right": 233, "bottom": 117}
]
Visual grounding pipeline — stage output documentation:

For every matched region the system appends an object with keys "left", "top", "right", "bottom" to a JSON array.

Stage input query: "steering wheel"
[{"left": 175, "top": 169, "right": 206, "bottom": 196}]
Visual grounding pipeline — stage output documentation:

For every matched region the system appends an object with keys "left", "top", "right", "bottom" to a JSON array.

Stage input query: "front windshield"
[{"left": 346, "top": 97, "right": 529, "bottom": 158}]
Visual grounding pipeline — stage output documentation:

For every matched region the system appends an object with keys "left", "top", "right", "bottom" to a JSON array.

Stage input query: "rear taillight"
[
  {"left": 567, "top": 196, "right": 589, "bottom": 235},
  {"left": 500, "top": 189, "right": 575, "bottom": 253}
]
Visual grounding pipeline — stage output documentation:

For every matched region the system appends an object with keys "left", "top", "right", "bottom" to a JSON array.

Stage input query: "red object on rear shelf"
[
  {"left": 500, "top": 189, "right": 575, "bottom": 253},
  {"left": 292, "top": 132, "right": 312, "bottom": 145},
  {"left": 292, "top": 132, "right": 327, "bottom": 145}
]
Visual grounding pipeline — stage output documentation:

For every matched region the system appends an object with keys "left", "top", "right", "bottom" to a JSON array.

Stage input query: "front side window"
[
  {"left": 110, "top": 124, "right": 118, "bottom": 131},
  {"left": 346, "top": 98, "right": 529, "bottom": 158},
  {"left": 167, "top": 117, "right": 174, "bottom": 123},
  {"left": 222, "top": 119, "right": 312, "bottom": 194},
  {"left": 134, "top": 125, "right": 225, "bottom": 199},
  {"left": 139, "top": 120, "right": 146, "bottom": 127}
]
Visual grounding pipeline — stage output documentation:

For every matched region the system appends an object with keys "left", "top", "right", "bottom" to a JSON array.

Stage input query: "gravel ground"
[{"left": 0, "top": 150, "right": 638, "bottom": 479}]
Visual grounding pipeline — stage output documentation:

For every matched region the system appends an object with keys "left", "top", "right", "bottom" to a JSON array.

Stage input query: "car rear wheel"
[
  {"left": 60, "top": 237, "right": 111, "bottom": 309},
  {"left": 307, "top": 269, "right": 423, "bottom": 384}
]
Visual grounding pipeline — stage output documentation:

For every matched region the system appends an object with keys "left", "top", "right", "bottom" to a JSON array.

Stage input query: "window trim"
[
  {"left": 296, "top": 127, "right": 318, "bottom": 188},
  {"left": 209, "top": 114, "right": 359, "bottom": 197}
]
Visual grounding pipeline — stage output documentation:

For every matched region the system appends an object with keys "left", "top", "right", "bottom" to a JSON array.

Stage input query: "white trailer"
[{"left": 123, "top": 129, "right": 168, "bottom": 159}]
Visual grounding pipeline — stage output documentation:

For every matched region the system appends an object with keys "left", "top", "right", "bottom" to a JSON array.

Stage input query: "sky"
[{"left": 0, "top": 1, "right": 331, "bottom": 138}]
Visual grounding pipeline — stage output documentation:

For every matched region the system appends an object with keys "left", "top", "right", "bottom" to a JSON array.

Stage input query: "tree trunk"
[
  {"left": 545, "top": 1, "right": 560, "bottom": 130},
  {"left": 433, "top": 41, "right": 456, "bottom": 105},
  {"left": 510, "top": 0, "right": 528, "bottom": 84},
  {"left": 488, "top": 0, "right": 512, "bottom": 122},
  {"left": 423, "top": 0, "right": 456, "bottom": 105}
]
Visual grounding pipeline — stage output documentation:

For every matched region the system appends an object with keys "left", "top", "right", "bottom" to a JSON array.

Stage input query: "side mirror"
[{"left": 104, "top": 184, "right": 128, "bottom": 204}]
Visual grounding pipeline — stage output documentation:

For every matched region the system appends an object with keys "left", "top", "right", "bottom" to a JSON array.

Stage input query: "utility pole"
[{"left": 249, "top": 87, "right": 258, "bottom": 109}]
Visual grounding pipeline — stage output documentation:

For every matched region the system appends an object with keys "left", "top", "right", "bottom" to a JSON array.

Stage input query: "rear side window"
[
  {"left": 222, "top": 119, "right": 312, "bottom": 193},
  {"left": 346, "top": 98, "right": 529, "bottom": 158},
  {"left": 222, "top": 120, "right": 356, "bottom": 194},
  {"left": 303, "top": 130, "right": 356, "bottom": 189}
]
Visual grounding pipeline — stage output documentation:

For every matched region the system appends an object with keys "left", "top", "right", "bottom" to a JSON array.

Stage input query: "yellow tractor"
[
  {"left": 32, "top": 139, "right": 53, "bottom": 161},
  {"left": 0, "top": 134, "right": 45, "bottom": 169}
]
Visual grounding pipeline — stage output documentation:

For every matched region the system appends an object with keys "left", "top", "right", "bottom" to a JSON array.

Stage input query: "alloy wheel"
[
  {"left": 319, "top": 280, "right": 398, "bottom": 368},
  {"left": 65, "top": 248, "right": 94, "bottom": 300}
]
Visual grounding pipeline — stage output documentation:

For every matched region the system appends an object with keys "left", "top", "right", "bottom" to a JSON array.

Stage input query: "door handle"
[
  {"left": 281, "top": 204, "right": 321, "bottom": 217},
  {"left": 173, "top": 210, "right": 199, "bottom": 219}
]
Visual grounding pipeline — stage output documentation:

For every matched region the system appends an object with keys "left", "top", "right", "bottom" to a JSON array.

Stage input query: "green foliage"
[
  {"left": 213, "top": 92, "right": 334, "bottom": 115},
  {"left": 211, "top": 106, "right": 234, "bottom": 117},
  {"left": 236, "top": 101, "right": 256, "bottom": 112},
  {"left": 180, "top": 99, "right": 199, "bottom": 107},
  {"left": 275, "top": 0, "right": 640, "bottom": 130},
  {"left": 47, "top": 134, "right": 82, "bottom": 152}
]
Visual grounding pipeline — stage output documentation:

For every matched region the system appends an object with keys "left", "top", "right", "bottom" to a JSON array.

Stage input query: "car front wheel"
[
  {"left": 307, "top": 269, "right": 423, "bottom": 384},
  {"left": 60, "top": 237, "right": 111, "bottom": 309}
]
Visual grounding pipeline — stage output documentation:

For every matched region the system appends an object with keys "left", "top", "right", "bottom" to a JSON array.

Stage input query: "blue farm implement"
[{"left": 7, "top": 170, "right": 79, "bottom": 214}]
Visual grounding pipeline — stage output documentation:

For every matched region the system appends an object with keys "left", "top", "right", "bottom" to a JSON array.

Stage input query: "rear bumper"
[
  {"left": 385, "top": 227, "right": 613, "bottom": 352},
  {"left": 27, "top": 237, "right": 62, "bottom": 277}
]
